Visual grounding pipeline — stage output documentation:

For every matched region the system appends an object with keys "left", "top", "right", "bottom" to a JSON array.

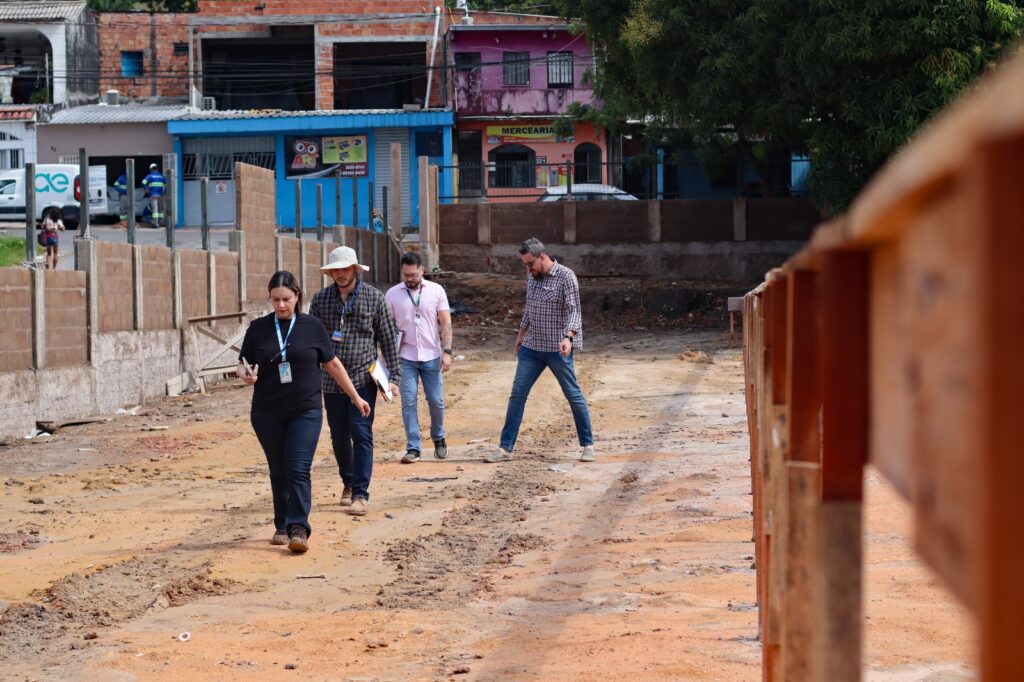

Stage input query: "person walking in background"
[
  {"left": 39, "top": 207, "right": 64, "bottom": 270},
  {"left": 141, "top": 163, "right": 166, "bottom": 228},
  {"left": 486, "top": 238, "right": 596, "bottom": 464},
  {"left": 114, "top": 172, "right": 130, "bottom": 225},
  {"left": 385, "top": 251, "right": 453, "bottom": 464},
  {"left": 238, "top": 271, "right": 370, "bottom": 554},
  {"left": 310, "top": 246, "right": 401, "bottom": 517}
]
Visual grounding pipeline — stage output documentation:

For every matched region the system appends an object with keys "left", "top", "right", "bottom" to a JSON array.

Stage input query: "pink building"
[{"left": 448, "top": 22, "right": 607, "bottom": 200}]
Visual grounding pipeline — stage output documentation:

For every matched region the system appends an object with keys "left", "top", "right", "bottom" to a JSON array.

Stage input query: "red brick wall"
[
  {"left": 141, "top": 245, "right": 174, "bottom": 330},
  {"left": 236, "top": 164, "right": 278, "bottom": 302},
  {"left": 178, "top": 249, "right": 209, "bottom": 321},
  {"left": 98, "top": 13, "right": 190, "bottom": 100},
  {"left": 438, "top": 204, "right": 477, "bottom": 244},
  {"left": 214, "top": 251, "right": 240, "bottom": 331},
  {"left": 44, "top": 270, "right": 88, "bottom": 368},
  {"left": 490, "top": 204, "right": 562, "bottom": 245},
  {"left": 0, "top": 269, "right": 32, "bottom": 372},
  {"left": 96, "top": 242, "right": 135, "bottom": 332}
]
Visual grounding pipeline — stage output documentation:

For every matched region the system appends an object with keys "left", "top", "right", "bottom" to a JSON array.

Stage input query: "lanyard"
[
  {"left": 337, "top": 280, "right": 360, "bottom": 322},
  {"left": 404, "top": 285, "right": 421, "bottom": 313},
  {"left": 275, "top": 315, "right": 296, "bottom": 362}
]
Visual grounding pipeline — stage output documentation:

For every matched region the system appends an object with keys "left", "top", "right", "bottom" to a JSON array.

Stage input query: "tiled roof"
[
  {"left": 45, "top": 104, "right": 192, "bottom": 125},
  {"left": 0, "top": 106, "right": 36, "bottom": 121},
  {"left": 0, "top": 1, "right": 86, "bottom": 21}
]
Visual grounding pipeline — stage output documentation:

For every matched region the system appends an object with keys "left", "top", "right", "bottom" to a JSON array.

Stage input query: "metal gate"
[{"left": 181, "top": 136, "right": 275, "bottom": 225}]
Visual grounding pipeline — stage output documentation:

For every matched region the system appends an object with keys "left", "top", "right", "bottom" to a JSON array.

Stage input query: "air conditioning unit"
[{"left": 201, "top": 96, "right": 216, "bottom": 111}]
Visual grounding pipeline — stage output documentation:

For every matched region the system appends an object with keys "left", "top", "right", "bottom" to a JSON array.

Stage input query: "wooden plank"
[
  {"left": 786, "top": 269, "right": 820, "bottom": 464},
  {"left": 782, "top": 461, "right": 820, "bottom": 681},
  {"left": 186, "top": 311, "right": 247, "bottom": 324},
  {"left": 814, "top": 501, "right": 862, "bottom": 682},
  {"left": 818, "top": 251, "right": 868, "bottom": 501}
]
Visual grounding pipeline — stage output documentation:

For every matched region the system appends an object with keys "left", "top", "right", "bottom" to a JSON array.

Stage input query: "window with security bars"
[
  {"left": 183, "top": 152, "right": 276, "bottom": 180},
  {"left": 503, "top": 52, "right": 530, "bottom": 86},
  {"left": 547, "top": 52, "right": 573, "bottom": 88}
]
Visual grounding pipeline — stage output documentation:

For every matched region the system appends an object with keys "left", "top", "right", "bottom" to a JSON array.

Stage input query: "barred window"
[
  {"left": 503, "top": 52, "right": 530, "bottom": 86},
  {"left": 547, "top": 51, "right": 573, "bottom": 88}
]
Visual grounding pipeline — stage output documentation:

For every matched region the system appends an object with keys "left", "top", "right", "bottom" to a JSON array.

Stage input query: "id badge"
[
  {"left": 413, "top": 315, "right": 421, "bottom": 326},
  {"left": 278, "top": 361, "right": 293, "bottom": 384},
  {"left": 332, "top": 330, "right": 343, "bottom": 343}
]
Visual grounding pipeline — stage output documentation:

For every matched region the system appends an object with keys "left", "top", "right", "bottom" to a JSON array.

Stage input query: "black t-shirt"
[{"left": 239, "top": 313, "right": 334, "bottom": 418}]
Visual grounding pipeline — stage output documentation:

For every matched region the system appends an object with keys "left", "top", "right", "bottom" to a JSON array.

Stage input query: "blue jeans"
[
  {"left": 324, "top": 384, "right": 377, "bottom": 501},
  {"left": 399, "top": 356, "right": 446, "bottom": 452},
  {"left": 499, "top": 346, "right": 593, "bottom": 452},
  {"left": 250, "top": 407, "right": 322, "bottom": 535}
]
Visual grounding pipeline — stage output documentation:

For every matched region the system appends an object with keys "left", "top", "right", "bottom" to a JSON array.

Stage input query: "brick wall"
[
  {"left": 491, "top": 204, "right": 563, "bottom": 246},
  {"left": 44, "top": 270, "right": 88, "bottom": 368},
  {"left": 661, "top": 200, "right": 733, "bottom": 242},
  {"left": 97, "top": 242, "right": 135, "bottom": 332},
  {"left": 746, "top": 199, "right": 820, "bottom": 241},
  {"left": 438, "top": 204, "right": 477, "bottom": 244},
  {"left": 178, "top": 249, "right": 209, "bottom": 321},
  {"left": 0, "top": 269, "right": 32, "bottom": 373},
  {"left": 576, "top": 202, "right": 649, "bottom": 244},
  {"left": 303, "top": 242, "right": 323, "bottom": 301},
  {"left": 141, "top": 245, "right": 174, "bottom": 330},
  {"left": 235, "top": 164, "right": 278, "bottom": 302},
  {"left": 98, "top": 13, "right": 190, "bottom": 100},
  {"left": 279, "top": 237, "right": 302, "bottom": 278}
]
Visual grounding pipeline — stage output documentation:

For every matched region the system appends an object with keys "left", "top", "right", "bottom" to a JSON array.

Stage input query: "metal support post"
[
  {"left": 352, "top": 177, "right": 359, "bottom": 228},
  {"left": 165, "top": 166, "right": 175, "bottom": 248},
  {"left": 316, "top": 184, "right": 324, "bottom": 241},
  {"left": 295, "top": 179, "right": 302, "bottom": 236},
  {"left": 24, "top": 162, "right": 34, "bottom": 265},
  {"left": 566, "top": 160, "right": 573, "bottom": 197},
  {"left": 200, "top": 176, "right": 209, "bottom": 250},
  {"left": 126, "top": 159, "right": 136, "bottom": 244},
  {"left": 78, "top": 147, "right": 90, "bottom": 237},
  {"left": 334, "top": 169, "right": 342, "bottom": 227},
  {"left": 382, "top": 186, "right": 389, "bottom": 236}
]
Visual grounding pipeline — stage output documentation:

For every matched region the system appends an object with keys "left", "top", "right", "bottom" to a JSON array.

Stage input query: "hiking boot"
[
  {"left": 270, "top": 529, "right": 288, "bottom": 545},
  {"left": 580, "top": 445, "right": 597, "bottom": 463},
  {"left": 484, "top": 447, "right": 513, "bottom": 463},
  {"left": 433, "top": 438, "right": 448, "bottom": 460},
  {"left": 340, "top": 485, "right": 353, "bottom": 506},
  {"left": 287, "top": 526, "right": 308, "bottom": 553},
  {"left": 348, "top": 498, "right": 368, "bottom": 516},
  {"left": 401, "top": 449, "right": 421, "bottom": 464}
]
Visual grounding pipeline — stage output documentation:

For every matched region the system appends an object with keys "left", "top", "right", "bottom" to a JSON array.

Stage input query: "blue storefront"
[{"left": 167, "top": 109, "right": 454, "bottom": 229}]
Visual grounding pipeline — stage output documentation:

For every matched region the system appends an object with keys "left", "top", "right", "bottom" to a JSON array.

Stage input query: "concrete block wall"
[
  {"left": 279, "top": 238, "right": 302, "bottom": 279},
  {"left": 302, "top": 242, "right": 324, "bottom": 302},
  {"left": 178, "top": 249, "right": 209, "bottom": 321},
  {"left": 96, "top": 242, "right": 135, "bottom": 333},
  {"left": 141, "top": 245, "right": 174, "bottom": 330},
  {"left": 236, "top": 163, "right": 278, "bottom": 302},
  {"left": 0, "top": 269, "right": 32, "bottom": 373},
  {"left": 43, "top": 270, "right": 88, "bottom": 369}
]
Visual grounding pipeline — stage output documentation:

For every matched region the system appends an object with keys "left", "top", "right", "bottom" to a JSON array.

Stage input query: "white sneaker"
[
  {"left": 580, "top": 445, "right": 596, "bottom": 462},
  {"left": 484, "top": 447, "right": 513, "bottom": 463}
]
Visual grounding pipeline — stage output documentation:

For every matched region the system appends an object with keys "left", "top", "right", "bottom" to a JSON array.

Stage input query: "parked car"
[
  {"left": 0, "top": 164, "right": 107, "bottom": 228},
  {"left": 537, "top": 184, "right": 639, "bottom": 202}
]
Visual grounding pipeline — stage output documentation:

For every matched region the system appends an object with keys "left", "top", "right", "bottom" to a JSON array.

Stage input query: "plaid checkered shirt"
[
  {"left": 520, "top": 261, "right": 584, "bottom": 352},
  {"left": 309, "top": 280, "right": 401, "bottom": 392}
]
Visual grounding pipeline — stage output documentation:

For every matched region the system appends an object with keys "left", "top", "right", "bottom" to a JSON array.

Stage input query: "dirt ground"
[{"left": 0, "top": 321, "right": 975, "bottom": 680}]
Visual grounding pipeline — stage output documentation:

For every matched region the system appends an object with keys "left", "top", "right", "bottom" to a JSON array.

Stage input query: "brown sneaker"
[
  {"left": 348, "top": 498, "right": 368, "bottom": 516},
  {"left": 288, "top": 526, "right": 309, "bottom": 553},
  {"left": 270, "top": 529, "right": 288, "bottom": 545},
  {"left": 340, "top": 485, "right": 353, "bottom": 507}
]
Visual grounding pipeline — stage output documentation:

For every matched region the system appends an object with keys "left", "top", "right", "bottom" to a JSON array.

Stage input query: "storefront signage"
[
  {"left": 285, "top": 134, "right": 368, "bottom": 179},
  {"left": 485, "top": 125, "right": 573, "bottom": 144}
]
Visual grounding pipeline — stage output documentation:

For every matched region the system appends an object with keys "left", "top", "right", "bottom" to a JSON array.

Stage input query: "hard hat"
[{"left": 150, "top": 163, "right": 158, "bottom": 170}]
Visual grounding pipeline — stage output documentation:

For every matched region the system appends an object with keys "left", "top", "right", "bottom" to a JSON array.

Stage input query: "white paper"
[{"left": 368, "top": 354, "right": 393, "bottom": 402}]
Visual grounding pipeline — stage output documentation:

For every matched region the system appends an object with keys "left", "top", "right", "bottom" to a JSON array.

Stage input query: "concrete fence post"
[
  {"left": 647, "top": 200, "right": 662, "bottom": 242},
  {"left": 76, "top": 238, "right": 98, "bottom": 363},
  {"left": 207, "top": 251, "right": 217, "bottom": 320},
  {"left": 30, "top": 267, "right": 45, "bottom": 370},
  {"left": 172, "top": 250, "right": 183, "bottom": 330},
  {"left": 418, "top": 156, "right": 430, "bottom": 235},
  {"left": 733, "top": 197, "right": 748, "bottom": 241},
  {"left": 299, "top": 239, "right": 308, "bottom": 300},
  {"left": 563, "top": 200, "right": 577, "bottom": 244},
  {"left": 132, "top": 245, "right": 144, "bottom": 331},
  {"left": 333, "top": 224, "right": 345, "bottom": 247},
  {"left": 477, "top": 203, "right": 491, "bottom": 245},
  {"left": 78, "top": 148, "right": 90, "bottom": 237},
  {"left": 321, "top": 241, "right": 331, "bottom": 288},
  {"left": 275, "top": 236, "right": 283, "bottom": 272},
  {"left": 229, "top": 230, "right": 246, "bottom": 307},
  {"left": 126, "top": 159, "right": 136, "bottom": 244}
]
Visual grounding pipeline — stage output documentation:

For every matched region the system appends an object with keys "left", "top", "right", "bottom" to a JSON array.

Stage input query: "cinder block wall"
[
  {"left": 236, "top": 164, "right": 278, "bottom": 302},
  {"left": 0, "top": 269, "right": 32, "bottom": 373},
  {"left": 44, "top": 270, "right": 87, "bottom": 368},
  {"left": 303, "top": 243, "right": 323, "bottom": 300},
  {"left": 178, "top": 249, "right": 209, "bottom": 320},
  {"left": 141, "top": 245, "right": 174, "bottom": 330},
  {"left": 214, "top": 251, "right": 240, "bottom": 332},
  {"left": 97, "top": 242, "right": 134, "bottom": 332}
]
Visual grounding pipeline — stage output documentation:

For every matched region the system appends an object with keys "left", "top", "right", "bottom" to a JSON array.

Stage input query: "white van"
[{"left": 0, "top": 164, "right": 107, "bottom": 228}]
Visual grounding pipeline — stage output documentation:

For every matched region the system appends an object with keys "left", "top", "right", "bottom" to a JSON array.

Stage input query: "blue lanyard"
[
  {"left": 275, "top": 315, "right": 296, "bottom": 362},
  {"left": 337, "top": 280, "right": 360, "bottom": 321}
]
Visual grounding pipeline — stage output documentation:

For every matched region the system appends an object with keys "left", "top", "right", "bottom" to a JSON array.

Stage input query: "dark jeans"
[
  {"left": 499, "top": 346, "right": 594, "bottom": 452},
  {"left": 324, "top": 383, "right": 378, "bottom": 501},
  {"left": 250, "top": 407, "right": 322, "bottom": 536}
]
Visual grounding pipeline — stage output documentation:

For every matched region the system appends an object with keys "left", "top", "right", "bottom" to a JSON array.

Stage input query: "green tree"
[{"left": 555, "top": 0, "right": 1024, "bottom": 212}]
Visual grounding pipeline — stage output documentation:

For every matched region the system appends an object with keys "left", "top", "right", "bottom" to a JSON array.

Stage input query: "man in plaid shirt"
[
  {"left": 311, "top": 246, "right": 401, "bottom": 516},
  {"left": 486, "top": 238, "right": 596, "bottom": 463}
]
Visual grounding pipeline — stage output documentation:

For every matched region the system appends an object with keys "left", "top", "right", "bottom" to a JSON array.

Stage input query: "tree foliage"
[
  {"left": 554, "top": 0, "right": 1024, "bottom": 212},
  {"left": 87, "top": 0, "right": 197, "bottom": 11}
]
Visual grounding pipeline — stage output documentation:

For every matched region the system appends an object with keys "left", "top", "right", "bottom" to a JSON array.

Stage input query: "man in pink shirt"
[{"left": 385, "top": 251, "right": 453, "bottom": 463}]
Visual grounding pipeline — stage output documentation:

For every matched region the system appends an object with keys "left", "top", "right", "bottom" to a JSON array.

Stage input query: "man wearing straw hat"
[{"left": 310, "top": 246, "right": 401, "bottom": 516}]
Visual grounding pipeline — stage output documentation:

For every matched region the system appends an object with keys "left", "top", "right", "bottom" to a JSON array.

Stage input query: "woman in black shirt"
[{"left": 238, "top": 271, "right": 370, "bottom": 553}]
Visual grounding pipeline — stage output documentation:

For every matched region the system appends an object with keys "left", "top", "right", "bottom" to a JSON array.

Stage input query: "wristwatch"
[{"left": 443, "top": 348, "right": 453, "bottom": 355}]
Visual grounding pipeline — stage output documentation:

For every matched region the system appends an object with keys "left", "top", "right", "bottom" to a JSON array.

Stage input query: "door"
[{"left": 457, "top": 130, "right": 482, "bottom": 196}]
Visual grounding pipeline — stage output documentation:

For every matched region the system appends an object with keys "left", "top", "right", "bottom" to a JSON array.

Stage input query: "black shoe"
[
  {"left": 287, "top": 526, "right": 308, "bottom": 553},
  {"left": 433, "top": 438, "right": 448, "bottom": 460},
  {"left": 401, "top": 449, "right": 421, "bottom": 464}
]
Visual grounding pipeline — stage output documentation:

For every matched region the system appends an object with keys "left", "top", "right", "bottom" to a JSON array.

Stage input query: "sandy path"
[{"left": 0, "top": 330, "right": 972, "bottom": 680}]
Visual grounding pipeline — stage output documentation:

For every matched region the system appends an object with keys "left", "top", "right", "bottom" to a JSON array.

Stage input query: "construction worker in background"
[
  {"left": 114, "top": 172, "right": 130, "bottom": 226},
  {"left": 142, "top": 163, "right": 166, "bottom": 228}
]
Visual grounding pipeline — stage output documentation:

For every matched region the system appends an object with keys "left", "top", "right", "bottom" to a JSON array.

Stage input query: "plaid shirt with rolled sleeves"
[
  {"left": 520, "top": 261, "right": 584, "bottom": 353},
  {"left": 309, "top": 280, "right": 401, "bottom": 392}
]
